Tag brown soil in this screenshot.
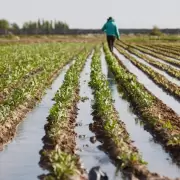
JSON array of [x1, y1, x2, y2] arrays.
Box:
[[0, 67, 44, 104], [39, 53, 91, 179], [131, 45, 180, 68], [115, 45, 180, 101], [0, 36, 103, 45], [90, 111, 178, 180], [39, 89, 87, 180], [112, 51, 180, 165], [0, 61, 71, 150], [151, 100, 180, 131]]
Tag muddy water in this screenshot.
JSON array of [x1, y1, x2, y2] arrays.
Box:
[[101, 52, 180, 178], [75, 52, 123, 180], [0, 63, 72, 180], [114, 48, 180, 116], [127, 50, 180, 86]]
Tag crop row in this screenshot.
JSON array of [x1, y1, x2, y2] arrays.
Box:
[[0, 45, 83, 123], [39, 47, 92, 180], [104, 44, 180, 164], [137, 44, 180, 61], [88, 46, 171, 179], [0, 43, 80, 91], [117, 42, 180, 80], [115, 44, 180, 100], [155, 44, 180, 51], [164, 44, 180, 51], [121, 41, 180, 68], [146, 44, 180, 57], [134, 45, 180, 67], [0, 43, 80, 103], [0, 44, 87, 148], [0, 44, 83, 104]]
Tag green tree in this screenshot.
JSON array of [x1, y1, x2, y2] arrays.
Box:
[[11, 23, 20, 34], [0, 19, 10, 34], [21, 19, 69, 34], [54, 21, 69, 33], [150, 26, 162, 36], [22, 21, 38, 34]]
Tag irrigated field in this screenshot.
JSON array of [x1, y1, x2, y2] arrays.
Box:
[[0, 37, 180, 180]]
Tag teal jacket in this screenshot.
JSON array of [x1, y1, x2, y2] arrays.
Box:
[[102, 19, 120, 39]]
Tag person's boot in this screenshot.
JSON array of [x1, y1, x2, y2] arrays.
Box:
[[88, 166, 108, 180]]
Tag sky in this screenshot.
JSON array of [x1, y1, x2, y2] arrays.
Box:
[[0, 0, 180, 29]]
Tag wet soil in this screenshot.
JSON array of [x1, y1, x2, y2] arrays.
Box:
[[114, 48, 180, 116], [75, 52, 123, 180], [127, 50, 180, 86], [115, 46, 180, 101], [0, 63, 72, 180], [101, 51, 180, 178], [112, 49, 180, 165]]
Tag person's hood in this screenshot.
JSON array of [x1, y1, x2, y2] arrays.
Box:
[[108, 19, 114, 22]]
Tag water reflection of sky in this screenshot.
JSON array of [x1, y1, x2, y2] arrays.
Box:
[[114, 48, 180, 116], [75, 52, 123, 180], [101, 49, 180, 178], [0, 64, 71, 180]]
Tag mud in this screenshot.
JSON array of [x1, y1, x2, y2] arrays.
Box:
[[75, 51, 123, 180], [0, 60, 73, 150], [134, 45, 180, 69], [126, 48, 180, 85], [111, 49, 180, 165], [101, 51, 180, 178], [114, 48, 180, 115], [91, 110, 179, 180], [115, 46, 180, 101], [39, 91, 82, 171], [39, 52, 93, 179]]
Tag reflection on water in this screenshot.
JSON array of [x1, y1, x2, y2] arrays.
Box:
[[107, 68, 115, 93], [0, 64, 71, 180], [145, 53, 180, 71], [114, 48, 180, 116], [101, 50, 180, 178], [75, 52, 123, 180], [129, 50, 180, 86]]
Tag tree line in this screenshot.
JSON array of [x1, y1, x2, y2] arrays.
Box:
[[0, 19, 69, 35], [0, 19, 179, 36]]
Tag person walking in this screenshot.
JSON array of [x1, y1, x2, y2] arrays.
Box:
[[102, 17, 120, 52]]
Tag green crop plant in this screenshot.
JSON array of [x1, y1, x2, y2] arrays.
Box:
[[39, 45, 93, 179], [0, 43, 85, 123], [162, 120, 173, 131], [104, 42, 180, 153], [115, 45, 180, 100], [168, 135, 180, 146], [49, 149, 79, 179], [89, 46, 146, 171]]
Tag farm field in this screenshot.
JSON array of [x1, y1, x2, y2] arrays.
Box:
[[0, 36, 180, 180]]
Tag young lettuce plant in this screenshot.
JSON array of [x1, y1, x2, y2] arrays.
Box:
[[90, 46, 146, 171]]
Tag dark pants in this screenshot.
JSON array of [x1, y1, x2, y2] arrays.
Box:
[[107, 35, 115, 52]]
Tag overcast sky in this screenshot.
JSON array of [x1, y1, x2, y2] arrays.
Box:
[[0, 0, 179, 29]]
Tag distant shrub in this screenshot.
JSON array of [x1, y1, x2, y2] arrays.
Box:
[[150, 26, 163, 36]]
